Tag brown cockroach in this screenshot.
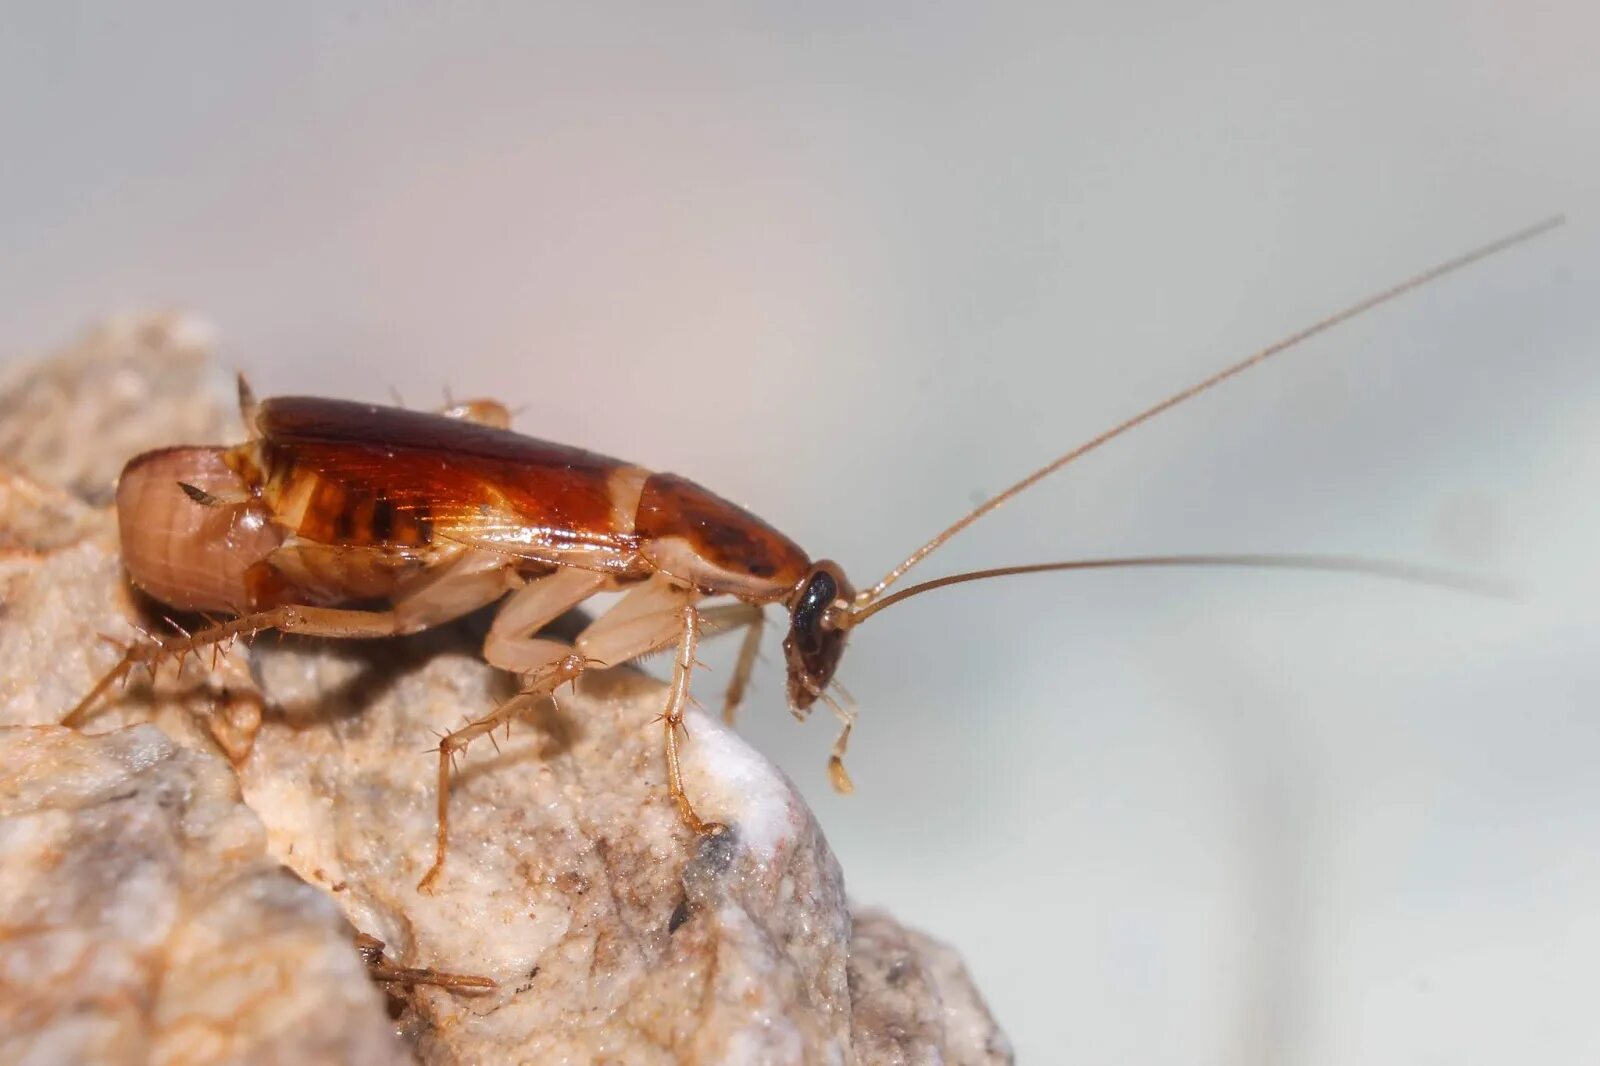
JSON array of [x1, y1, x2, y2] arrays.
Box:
[[65, 217, 1560, 895]]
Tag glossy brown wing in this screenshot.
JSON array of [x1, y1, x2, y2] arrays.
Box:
[[258, 397, 624, 470], [241, 397, 649, 572]]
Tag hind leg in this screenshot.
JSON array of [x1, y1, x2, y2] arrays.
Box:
[[66, 550, 518, 730], [64, 604, 408, 727], [355, 933, 495, 992]]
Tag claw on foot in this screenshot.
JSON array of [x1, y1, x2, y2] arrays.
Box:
[[828, 755, 855, 795]]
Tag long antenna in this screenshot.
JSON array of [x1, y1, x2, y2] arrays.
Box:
[[849, 553, 1510, 627], [859, 216, 1564, 604]]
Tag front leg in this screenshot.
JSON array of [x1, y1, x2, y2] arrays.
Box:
[[659, 604, 719, 834], [573, 578, 724, 837]]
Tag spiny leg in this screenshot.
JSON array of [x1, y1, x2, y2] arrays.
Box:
[[64, 604, 403, 728], [417, 651, 589, 895], [409, 567, 611, 894], [570, 577, 726, 837], [658, 604, 722, 835], [69, 549, 517, 731], [355, 933, 495, 992], [454, 575, 732, 851]]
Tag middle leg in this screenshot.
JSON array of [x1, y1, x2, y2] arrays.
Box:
[[417, 648, 591, 893], [420, 574, 728, 891], [416, 567, 609, 893], [658, 604, 716, 833]]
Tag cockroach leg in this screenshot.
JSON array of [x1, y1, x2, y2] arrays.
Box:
[[821, 689, 857, 795], [423, 576, 726, 892], [389, 548, 525, 633], [67, 555, 516, 731], [659, 604, 723, 835], [568, 577, 725, 836], [66, 642, 152, 725], [698, 603, 764, 727], [420, 566, 613, 893], [64, 604, 403, 728], [419, 652, 589, 895], [482, 568, 609, 674], [354, 933, 495, 992]]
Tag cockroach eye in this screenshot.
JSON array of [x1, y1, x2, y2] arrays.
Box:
[[784, 562, 853, 712], [792, 571, 836, 650]]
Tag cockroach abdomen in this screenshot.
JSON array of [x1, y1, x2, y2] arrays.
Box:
[[117, 447, 285, 613]]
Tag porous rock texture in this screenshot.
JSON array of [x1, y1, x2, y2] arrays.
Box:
[[0, 316, 1013, 1065]]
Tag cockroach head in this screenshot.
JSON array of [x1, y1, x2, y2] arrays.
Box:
[[783, 560, 856, 714]]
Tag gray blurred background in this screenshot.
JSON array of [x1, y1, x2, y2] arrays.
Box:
[[3, 2, 1597, 1061]]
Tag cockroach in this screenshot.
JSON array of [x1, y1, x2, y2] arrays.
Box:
[[65, 217, 1560, 895]]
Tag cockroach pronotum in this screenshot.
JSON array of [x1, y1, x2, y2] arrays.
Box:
[[65, 217, 1561, 895]]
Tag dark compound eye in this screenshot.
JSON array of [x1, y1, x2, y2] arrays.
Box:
[[784, 562, 854, 712], [791, 570, 838, 653]]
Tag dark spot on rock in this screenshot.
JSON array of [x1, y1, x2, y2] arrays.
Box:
[[691, 824, 739, 876], [668, 899, 691, 934]]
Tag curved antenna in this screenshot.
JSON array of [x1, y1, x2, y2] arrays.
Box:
[[849, 553, 1511, 627], [860, 216, 1564, 604]]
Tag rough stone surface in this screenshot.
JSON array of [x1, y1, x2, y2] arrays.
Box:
[[0, 317, 1013, 1064], [0, 725, 406, 1065], [848, 911, 1014, 1065], [0, 315, 230, 506]]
